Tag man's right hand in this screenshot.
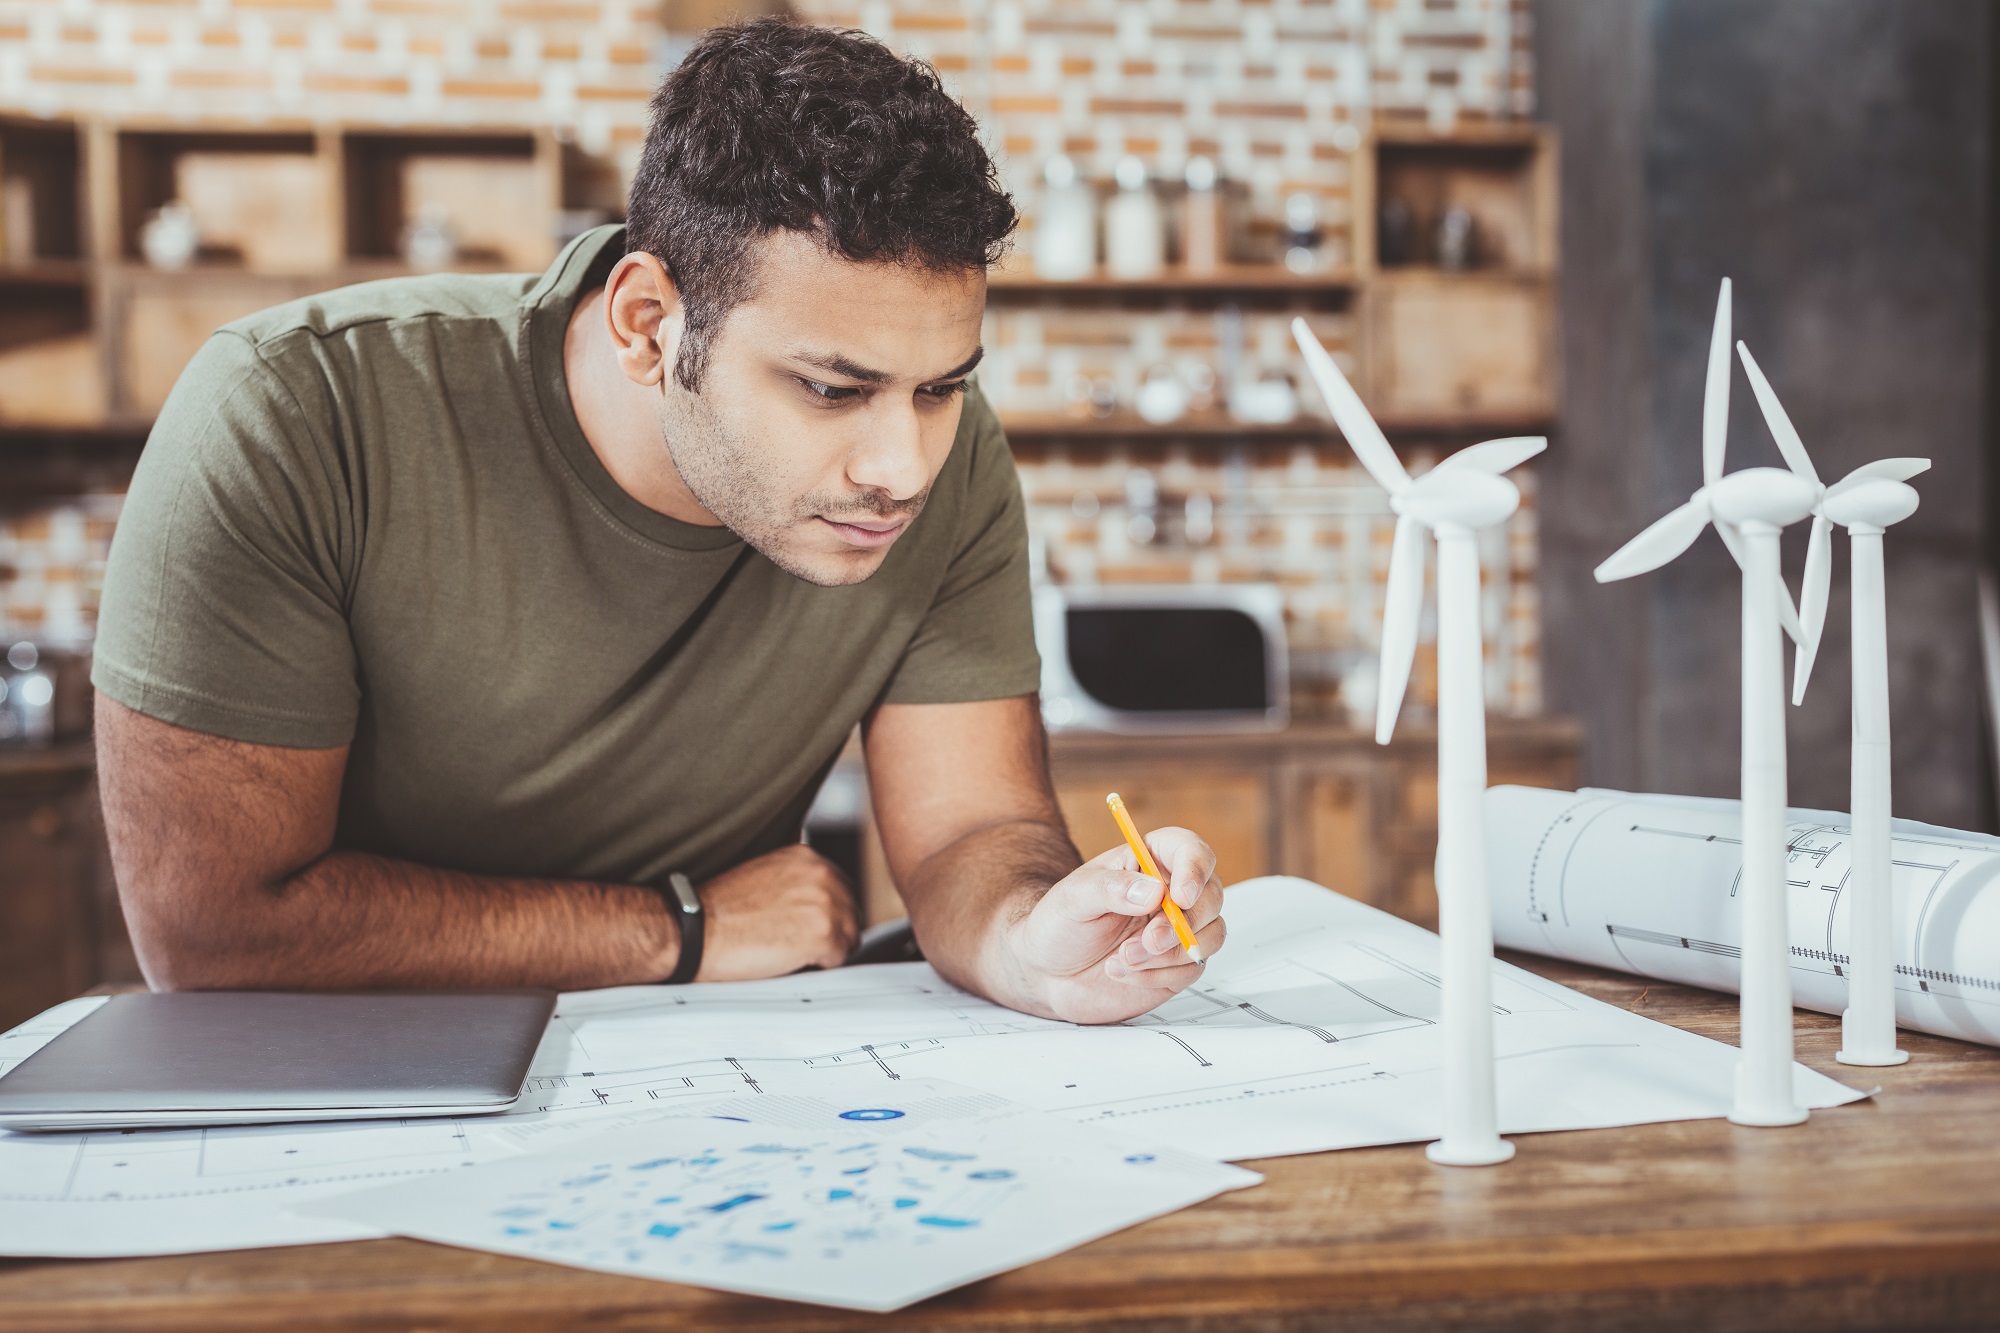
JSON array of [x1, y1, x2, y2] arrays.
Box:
[[694, 844, 860, 982]]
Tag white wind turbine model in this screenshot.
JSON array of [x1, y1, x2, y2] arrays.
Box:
[[1735, 342, 1929, 1068], [1595, 279, 1817, 1127], [1291, 316, 1545, 1167]]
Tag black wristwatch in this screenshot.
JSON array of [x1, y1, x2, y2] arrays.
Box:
[[660, 872, 705, 985]]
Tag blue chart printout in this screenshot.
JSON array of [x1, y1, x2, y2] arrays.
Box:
[[299, 1080, 1259, 1312]]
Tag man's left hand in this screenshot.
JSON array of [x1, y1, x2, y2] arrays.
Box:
[[1002, 825, 1225, 1025]]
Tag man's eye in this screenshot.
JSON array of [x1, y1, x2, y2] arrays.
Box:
[[801, 379, 863, 402], [921, 380, 969, 400]]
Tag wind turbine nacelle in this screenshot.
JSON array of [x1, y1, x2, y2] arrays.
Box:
[[1824, 478, 1920, 530], [1393, 470, 1520, 531], [1707, 467, 1816, 529]]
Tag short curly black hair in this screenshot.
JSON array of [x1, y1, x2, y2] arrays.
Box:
[[626, 18, 1018, 391]]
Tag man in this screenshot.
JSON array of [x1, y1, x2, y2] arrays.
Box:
[[91, 19, 1225, 1025]]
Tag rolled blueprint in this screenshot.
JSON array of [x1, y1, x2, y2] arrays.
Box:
[[1486, 786, 2000, 1049]]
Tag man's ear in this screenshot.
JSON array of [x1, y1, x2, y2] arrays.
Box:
[[603, 252, 683, 388]]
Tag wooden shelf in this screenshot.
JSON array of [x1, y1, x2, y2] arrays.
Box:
[[1372, 119, 1549, 148], [1002, 412, 1332, 440], [101, 258, 523, 286], [0, 260, 89, 289], [0, 740, 95, 792], [1372, 131, 1557, 276], [999, 410, 1555, 443], [1370, 265, 1552, 285], [988, 263, 1357, 298], [343, 129, 556, 270]]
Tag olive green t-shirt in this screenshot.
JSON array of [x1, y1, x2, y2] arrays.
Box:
[[93, 225, 1040, 886]]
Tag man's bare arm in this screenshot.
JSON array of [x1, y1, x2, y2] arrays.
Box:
[[97, 697, 856, 991], [865, 696, 1225, 1023]]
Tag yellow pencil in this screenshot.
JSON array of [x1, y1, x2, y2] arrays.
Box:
[[1105, 793, 1203, 963]]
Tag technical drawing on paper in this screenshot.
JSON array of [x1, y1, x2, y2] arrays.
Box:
[[0, 877, 1865, 1259], [1488, 785, 2000, 1047], [479, 879, 1857, 1164]]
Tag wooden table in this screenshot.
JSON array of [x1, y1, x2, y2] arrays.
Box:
[[5, 955, 1998, 1333]]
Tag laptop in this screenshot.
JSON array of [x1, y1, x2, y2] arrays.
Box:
[[0, 990, 556, 1132]]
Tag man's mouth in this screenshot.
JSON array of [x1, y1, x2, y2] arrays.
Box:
[[817, 515, 910, 549]]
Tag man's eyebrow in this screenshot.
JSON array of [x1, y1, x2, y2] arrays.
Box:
[[936, 346, 985, 381], [788, 345, 985, 385]]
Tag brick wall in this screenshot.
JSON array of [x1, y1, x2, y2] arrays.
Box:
[[0, 0, 661, 179], [2, 0, 1531, 244], [0, 0, 1541, 720], [802, 0, 1533, 270]]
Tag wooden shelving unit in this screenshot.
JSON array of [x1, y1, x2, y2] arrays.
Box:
[[1363, 124, 1559, 429], [984, 124, 1558, 446], [0, 118, 594, 434], [0, 117, 1558, 447]]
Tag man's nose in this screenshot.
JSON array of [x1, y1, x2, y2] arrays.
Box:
[[845, 397, 932, 501]]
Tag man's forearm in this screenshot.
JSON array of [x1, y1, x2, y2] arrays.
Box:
[[96, 697, 681, 992], [132, 850, 677, 992], [900, 817, 1081, 1016]]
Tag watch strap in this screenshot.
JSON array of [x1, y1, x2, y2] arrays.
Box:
[[662, 872, 705, 985]]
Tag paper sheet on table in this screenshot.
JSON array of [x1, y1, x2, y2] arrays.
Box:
[[0, 877, 1863, 1258], [494, 877, 1862, 1164], [297, 1078, 1259, 1312], [1486, 785, 2000, 1048]]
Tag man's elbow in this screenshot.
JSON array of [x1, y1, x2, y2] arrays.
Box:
[[121, 884, 269, 992], [131, 928, 246, 992]]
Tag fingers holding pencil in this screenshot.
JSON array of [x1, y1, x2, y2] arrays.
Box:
[[1133, 824, 1221, 918], [1105, 796, 1224, 967], [1106, 912, 1227, 982]]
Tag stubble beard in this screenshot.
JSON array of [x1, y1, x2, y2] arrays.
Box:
[[657, 383, 930, 588]]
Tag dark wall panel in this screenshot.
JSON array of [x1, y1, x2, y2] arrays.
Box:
[[1533, 0, 1657, 793], [1536, 0, 1989, 828]]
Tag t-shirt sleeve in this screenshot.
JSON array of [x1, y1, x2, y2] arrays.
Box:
[[91, 330, 361, 748], [877, 384, 1042, 706]]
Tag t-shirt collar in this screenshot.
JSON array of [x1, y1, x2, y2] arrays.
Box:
[[523, 224, 746, 554]]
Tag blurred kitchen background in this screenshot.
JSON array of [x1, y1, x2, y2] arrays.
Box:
[[0, 0, 1990, 1028]]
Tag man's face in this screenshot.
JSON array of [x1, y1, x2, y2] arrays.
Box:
[[657, 231, 987, 587]]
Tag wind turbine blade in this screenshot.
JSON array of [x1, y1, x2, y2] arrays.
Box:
[[1775, 563, 1805, 643], [1791, 513, 1832, 705], [1827, 456, 1931, 496], [1735, 341, 1821, 487], [1715, 517, 1749, 571], [1291, 317, 1409, 495], [1376, 514, 1424, 744], [1431, 436, 1548, 477], [1593, 500, 1710, 583], [1719, 518, 1807, 641], [1703, 278, 1732, 487]]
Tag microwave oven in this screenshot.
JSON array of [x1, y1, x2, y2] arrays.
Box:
[[1034, 583, 1289, 734]]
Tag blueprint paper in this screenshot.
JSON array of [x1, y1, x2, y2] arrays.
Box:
[[0, 877, 1862, 1258], [466, 877, 1862, 1162], [1487, 785, 2000, 1048], [299, 1080, 1259, 1311]]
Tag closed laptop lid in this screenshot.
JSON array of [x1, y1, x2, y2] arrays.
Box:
[[0, 990, 556, 1114]]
